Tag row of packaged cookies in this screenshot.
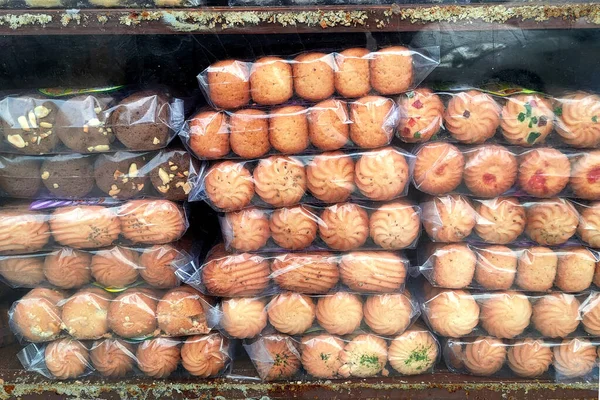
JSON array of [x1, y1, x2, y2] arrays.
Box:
[[420, 284, 600, 339], [18, 334, 230, 381], [243, 327, 439, 381], [184, 97, 398, 160], [0, 244, 191, 290], [198, 47, 439, 109], [199, 148, 412, 211], [10, 285, 216, 343], [413, 143, 600, 199], [421, 195, 600, 248], [187, 245, 409, 297], [0, 89, 182, 155], [418, 243, 600, 293], [220, 201, 421, 252], [0, 150, 196, 200], [444, 336, 599, 381], [0, 199, 187, 254], [397, 89, 600, 149]]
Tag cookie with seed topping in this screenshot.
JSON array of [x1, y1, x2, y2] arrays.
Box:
[[94, 152, 149, 199]]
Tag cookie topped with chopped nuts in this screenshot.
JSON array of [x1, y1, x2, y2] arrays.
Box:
[[54, 95, 114, 153], [149, 150, 194, 201], [40, 155, 95, 198], [94, 152, 149, 200], [0, 96, 60, 154]]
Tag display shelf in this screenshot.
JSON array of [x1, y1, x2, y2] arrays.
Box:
[[0, 2, 600, 35]]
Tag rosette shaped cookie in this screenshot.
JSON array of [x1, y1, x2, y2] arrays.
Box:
[[223, 208, 270, 252], [398, 88, 444, 143], [463, 145, 517, 198], [0, 208, 49, 253], [45, 339, 89, 380], [306, 152, 355, 203], [555, 91, 600, 148], [462, 337, 506, 376], [319, 203, 369, 251], [422, 195, 476, 243], [413, 143, 464, 195], [316, 292, 363, 335], [136, 338, 180, 378], [369, 201, 420, 249], [253, 334, 301, 381], [424, 289, 480, 338], [479, 291, 532, 339], [553, 338, 597, 378], [507, 339, 552, 378], [181, 334, 229, 377], [388, 328, 438, 375], [204, 161, 254, 211], [220, 297, 267, 339], [444, 90, 501, 144], [363, 293, 415, 336], [43, 248, 92, 289], [354, 147, 409, 201], [338, 334, 388, 378], [532, 293, 580, 338], [90, 339, 135, 378], [525, 198, 578, 246], [268, 292, 315, 335], [500, 94, 554, 146], [301, 334, 344, 379], [269, 206, 317, 250], [253, 156, 306, 207], [578, 201, 600, 248], [518, 148, 570, 198]]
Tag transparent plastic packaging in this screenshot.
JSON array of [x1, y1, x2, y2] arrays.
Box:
[[417, 242, 600, 293], [0, 243, 193, 290], [412, 143, 600, 199], [0, 199, 188, 255], [443, 336, 599, 382], [193, 147, 413, 210], [214, 290, 419, 339], [419, 283, 600, 339], [219, 201, 421, 252], [183, 244, 410, 297], [17, 332, 230, 380], [197, 47, 440, 109], [243, 323, 440, 381], [9, 284, 218, 343], [181, 97, 400, 160], [0, 87, 184, 154], [0, 149, 197, 201]]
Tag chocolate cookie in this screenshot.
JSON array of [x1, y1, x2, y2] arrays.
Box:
[[94, 152, 149, 199], [149, 150, 193, 201], [110, 91, 171, 151], [0, 155, 42, 198], [40, 155, 95, 198], [0, 96, 60, 154], [55, 95, 114, 153]]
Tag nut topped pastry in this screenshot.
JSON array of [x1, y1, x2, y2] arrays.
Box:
[[306, 152, 355, 203], [204, 161, 255, 211], [61, 288, 112, 340], [107, 288, 158, 339], [354, 147, 409, 201], [40, 155, 95, 198], [413, 142, 464, 195], [500, 94, 554, 146], [253, 156, 306, 207], [517, 148, 570, 198], [398, 89, 444, 143], [444, 90, 501, 144], [149, 151, 193, 201], [156, 286, 210, 337], [12, 287, 65, 342], [94, 153, 148, 199], [555, 91, 600, 148]]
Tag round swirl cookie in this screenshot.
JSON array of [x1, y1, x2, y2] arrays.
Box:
[[253, 334, 301, 381], [135, 338, 180, 378], [44, 339, 89, 380], [388, 328, 439, 375], [204, 161, 255, 211], [306, 152, 354, 203], [398, 88, 444, 143], [0, 256, 45, 287], [517, 148, 570, 198], [524, 198, 579, 246], [463, 145, 517, 198], [220, 297, 267, 339], [474, 197, 526, 244], [90, 339, 135, 378], [319, 203, 369, 251], [369, 200, 421, 249], [316, 292, 363, 335], [267, 292, 315, 335], [181, 334, 229, 378], [500, 94, 554, 146], [338, 334, 388, 378], [253, 156, 306, 207], [269, 206, 317, 250], [531, 293, 580, 338], [507, 339, 552, 378], [553, 338, 597, 378], [354, 147, 409, 201], [424, 289, 479, 338], [413, 142, 464, 195], [363, 293, 414, 336], [444, 90, 501, 144], [223, 208, 270, 252], [578, 201, 600, 247], [555, 91, 600, 148], [479, 291, 532, 339], [461, 337, 506, 376], [422, 195, 476, 243]]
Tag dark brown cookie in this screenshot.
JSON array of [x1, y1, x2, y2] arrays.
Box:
[[94, 152, 149, 199], [110, 91, 171, 151], [40, 155, 95, 198], [149, 150, 193, 201], [55, 95, 114, 153], [0, 155, 42, 198], [0, 96, 60, 154]]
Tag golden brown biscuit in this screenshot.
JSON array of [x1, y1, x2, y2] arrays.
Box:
[[413, 142, 464, 195], [119, 200, 186, 245], [370, 201, 421, 249], [307, 152, 355, 203], [206, 59, 250, 109], [188, 110, 230, 160], [462, 337, 506, 376], [422, 195, 476, 242], [204, 161, 255, 211], [42, 249, 91, 289], [444, 90, 501, 144], [316, 292, 363, 335], [61, 288, 112, 340], [398, 88, 444, 142], [532, 293, 580, 338], [319, 203, 369, 251], [181, 334, 229, 378], [555, 91, 600, 148], [157, 287, 210, 336], [229, 109, 270, 159], [223, 208, 270, 252], [136, 338, 180, 378], [388, 328, 439, 375], [570, 150, 600, 200], [518, 148, 570, 198], [474, 245, 517, 290], [269, 206, 317, 250], [354, 147, 409, 201], [269, 106, 309, 155], [474, 197, 525, 244], [424, 289, 479, 338], [516, 246, 557, 291], [267, 292, 315, 335], [90, 339, 135, 378], [338, 334, 388, 378], [578, 201, 600, 247], [334, 48, 371, 98], [507, 339, 552, 378], [90, 246, 139, 288], [253, 334, 301, 381], [581, 292, 600, 335], [553, 339, 597, 378], [0, 208, 49, 254], [220, 297, 267, 339], [249, 57, 293, 105], [432, 243, 476, 289], [45, 339, 89, 380], [0, 256, 45, 287], [50, 206, 119, 249], [525, 198, 579, 246], [369, 46, 413, 95], [202, 252, 269, 297], [363, 293, 414, 336], [293, 52, 335, 102], [307, 99, 349, 151], [107, 289, 158, 339], [479, 291, 532, 339], [12, 287, 64, 342], [555, 247, 595, 292], [464, 145, 517, 197], [253, 156, 306, 207], [339, 251, 407, 293], [500, 94, 554, 146], [271, 253, 339, 294], [301, 334, 344, 379], [349, 96, 397, 149], [138, 245, 182, 289]]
